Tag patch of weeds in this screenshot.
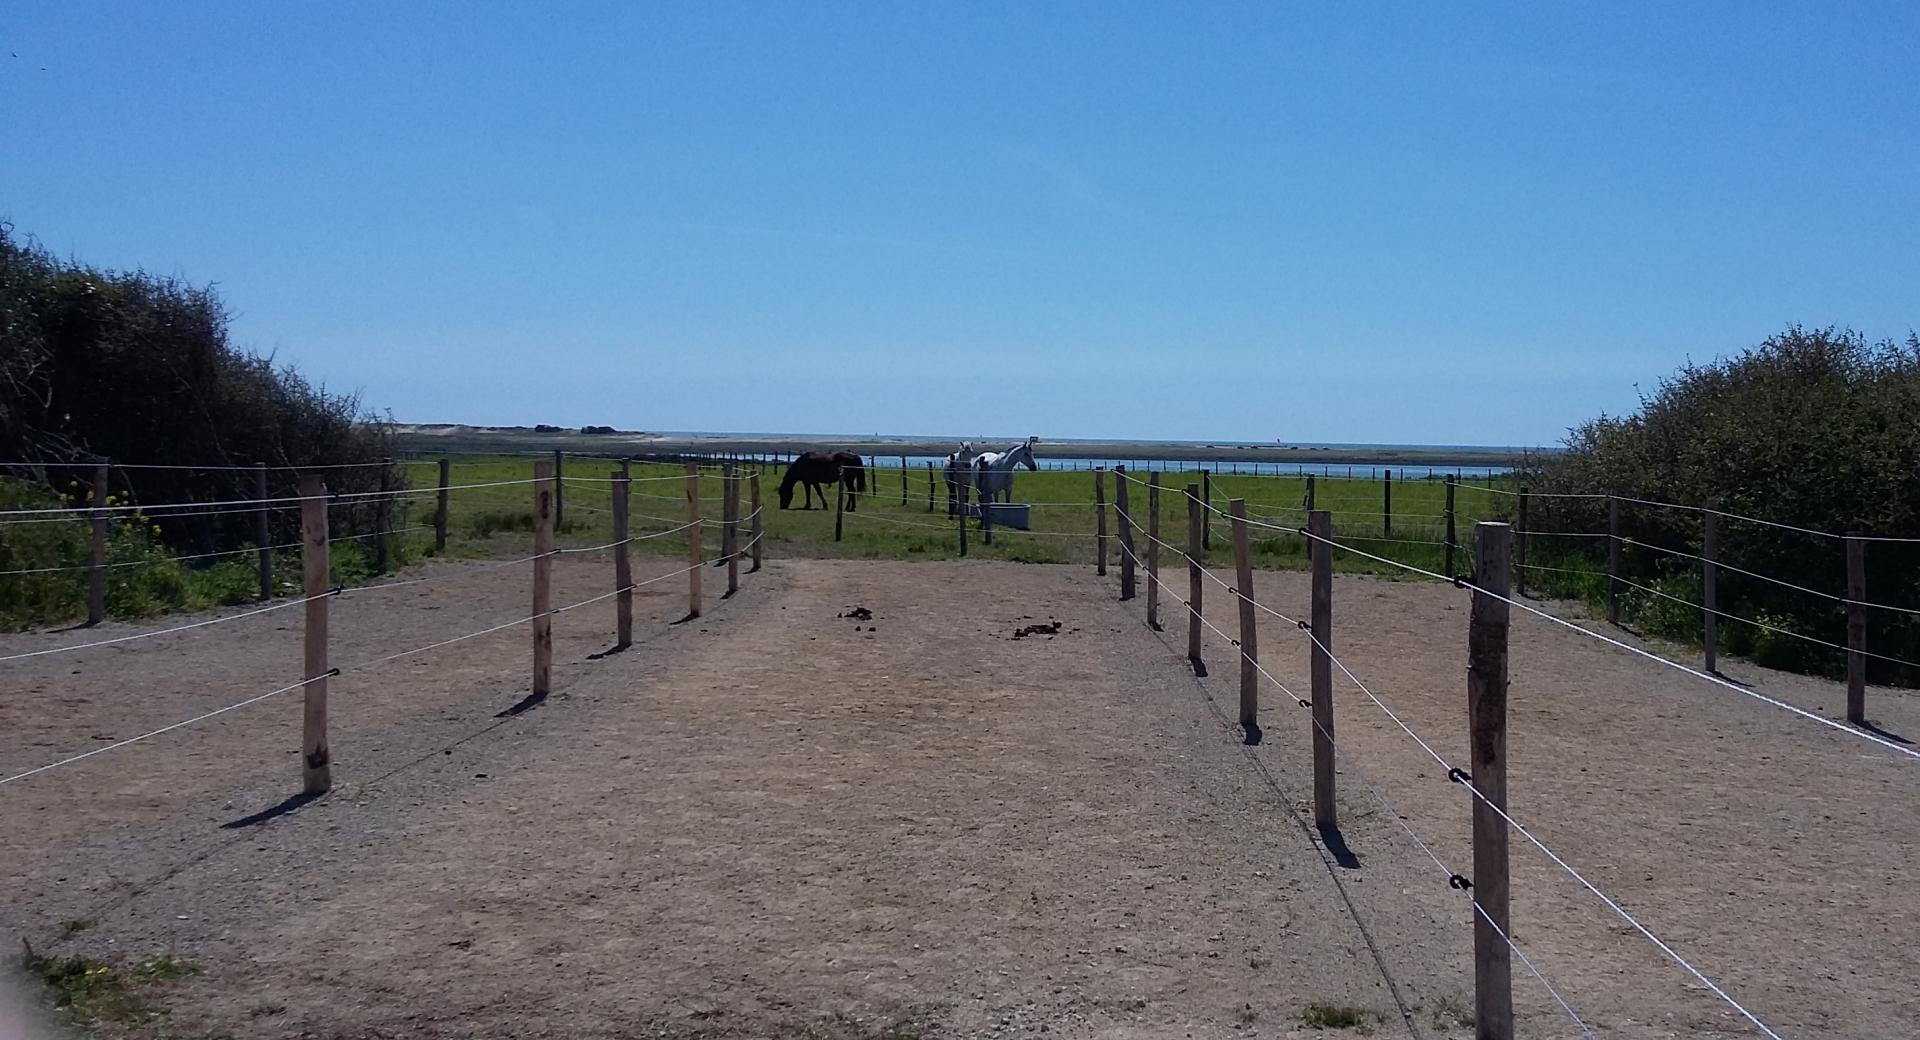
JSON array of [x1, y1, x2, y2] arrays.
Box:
[[59, 917, 96, 937], [22, 941, 202, 1029], [1301, 1003, 1376, 1033], [133, 954, 201, 981], [1430, 995, 1473, 1030], [21, 942, 132, 1019]]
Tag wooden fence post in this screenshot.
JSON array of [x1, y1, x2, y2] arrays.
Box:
[[724, 464, 740, 597], [749, 472, 764, 573], [1383, 469, 1393, 537], [553, 449, 565, 530], [926, 461, 936, 512], [1606, 495, 1621, 625], [255, 463, 273, 599], [1187, 484, 1203, 669], [1515, 488, 1529, 598], [1702, 511, 1718, 673], [957, 478, 968, 557], [1201, 469, 1213, 551], [1304, 473, 1316, 513], [1309, 508, 1335, 826], [612, 469, 633, 648], [686, 464, 703, 617], [982, 480, 994, 545], [834, 467, 845, 542], [1094, 468, 1108, 576], [1230, 499, 1257, 737], [434, 458, 450, 554], [1146, 473, 1162, 630], [1467, 521, 1514, 1040], [374, 457, 392, 575], [87, 463, 108, 626], [532, 462, 554, 698], [1847, 534, 1866, 724], [1443, 479, 1459, 583], [900, 456, 908, 506], [299, 476, 332, 795], [1115, 467, 1135, 600]]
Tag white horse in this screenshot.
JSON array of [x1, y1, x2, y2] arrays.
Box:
[[942, 441, 979, 517], [973, 437, 1039, 505]]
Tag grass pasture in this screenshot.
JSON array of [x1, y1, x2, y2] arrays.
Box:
[[400, 454, 1529, 581]]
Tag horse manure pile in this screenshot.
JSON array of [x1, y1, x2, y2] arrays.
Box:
[[839, 606, 878, 632], [1012, 620, 1063, 639]]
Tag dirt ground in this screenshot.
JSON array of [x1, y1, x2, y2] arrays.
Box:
[[0, 554, 1914, 1039]]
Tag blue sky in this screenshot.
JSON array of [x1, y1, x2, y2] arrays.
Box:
[[3, 2, 1915, 447]]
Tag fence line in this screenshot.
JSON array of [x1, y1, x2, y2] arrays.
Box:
[[1298, 527, 1920, 765], [1114, 534, 1600, 1039], [1120, 508, 1790, 1037]]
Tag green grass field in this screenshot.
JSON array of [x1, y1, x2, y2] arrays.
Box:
[[393, 455, 1529, 583], [6, 456, 1614, 629]]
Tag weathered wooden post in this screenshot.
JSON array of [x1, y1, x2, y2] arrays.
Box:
[[1515, 487, 1529, 598], [1230, 499, 1257, 736], [982, 480, 994, 545], [1187, 484, 1204, 669], [1444, 474, 1457, 579], [724, 464, 740, 597], [834, 468, 845, 542], [255, 463, 273, 599], [1606, 495, 1621, 625], [957, 478, 969, 557], [926, 461, 936, 512], [900, 456, 908, 506], [685, 464, 702, 618], [434, 458, 451, 554], [532, 462, 554, 698], [553, 449, 565, 530], [749, 472, 764, 573], [299, 476, 332, 795], [374, 457, 392, 575], [87, 463, 108, 625], [1847, 534, 1867, 724], [1304, 473, 1316, 513], [1094, 468, 1108, 576], [1146, 473, 1162, 630], [612, 469, 633, 649], [1201, 468, 1213, 551], [1115, 467, 1135, 600], [1467, 521, 1514, 1040], [1383, 469, 1393, 537], [1702, 511, 1718, 672], [1309, 508, 1335, 826]]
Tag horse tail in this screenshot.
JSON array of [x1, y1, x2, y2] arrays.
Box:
[[856, 461, 867, 493]]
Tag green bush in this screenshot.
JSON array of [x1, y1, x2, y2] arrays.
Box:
[[1521, 326, 1920, 683], [1, 221, 397, 562]]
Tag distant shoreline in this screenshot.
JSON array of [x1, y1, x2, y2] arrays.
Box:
[[392, 424, 1534, 467]]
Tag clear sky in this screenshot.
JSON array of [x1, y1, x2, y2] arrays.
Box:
[[3, 3, 1915, 448]]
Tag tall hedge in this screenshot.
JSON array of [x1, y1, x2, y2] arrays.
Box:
[[0, 222, 394, 553], [1519, 326, 1920, 681]]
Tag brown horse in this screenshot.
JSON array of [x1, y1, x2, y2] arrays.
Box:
[[778, 451, 867, 510]]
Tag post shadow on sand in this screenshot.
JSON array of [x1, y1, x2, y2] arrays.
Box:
[[221, 790, 322, 830], [1857, 718, 1914, 745], [1317, 821, 1362, 870], [495, 690, 547, 718]]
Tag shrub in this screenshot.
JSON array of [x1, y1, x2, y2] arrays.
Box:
[[1520, 326, 1920, 683]]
